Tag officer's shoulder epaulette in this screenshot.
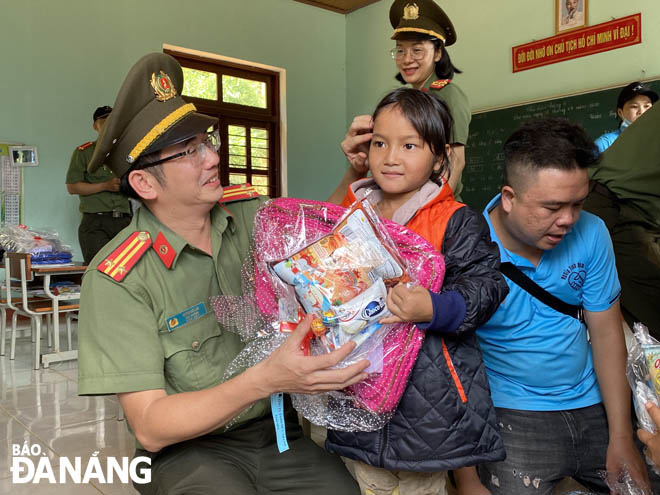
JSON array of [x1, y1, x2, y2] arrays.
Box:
[[77, 141, 94, 151], [219, 183, 260, 204], [429, 79, 452, 90], [97, 231, 151, 282]]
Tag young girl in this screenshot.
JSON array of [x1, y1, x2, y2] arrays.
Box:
[[325, 88, 507, 495]]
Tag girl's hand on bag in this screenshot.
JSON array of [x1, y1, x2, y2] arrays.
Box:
[[380, 283, 433, 324]]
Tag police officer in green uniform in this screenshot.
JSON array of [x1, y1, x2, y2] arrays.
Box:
[[584, 103, 660, 338], [66, 106, 132, 264], [329, 0, 471, 204], [77, 53, 367, 495]]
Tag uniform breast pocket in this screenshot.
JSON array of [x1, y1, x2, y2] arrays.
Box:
[[159, 312, 233, 393]]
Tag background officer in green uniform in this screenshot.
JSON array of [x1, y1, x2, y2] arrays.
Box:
[[329, 0, 471, 204], [77, 52, 367, 495], [65, 105, 132, 264], [584, 103, 660, 338]]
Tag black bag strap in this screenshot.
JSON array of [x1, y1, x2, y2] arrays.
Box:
[[500, 262, 585, 323]]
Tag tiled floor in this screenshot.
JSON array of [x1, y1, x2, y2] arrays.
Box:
[[0, 325, 138, 494], [0, 324, 592, 495]]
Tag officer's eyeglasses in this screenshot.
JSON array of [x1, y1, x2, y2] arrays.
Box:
[[145, 129, 221, 168], [390, 45, 432, 61], [390, 37, 439, 60]]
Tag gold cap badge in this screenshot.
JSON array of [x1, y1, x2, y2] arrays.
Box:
[[403, 3, 419, 20], [150, 71, 177, 102]]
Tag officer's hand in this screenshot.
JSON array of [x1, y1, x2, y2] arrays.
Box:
[[379, 283, 433, 324], [255, 314, 369, 396], [341, 115, 373, 176], [105, 178, 121, 192], [638, 402, 660, 468]]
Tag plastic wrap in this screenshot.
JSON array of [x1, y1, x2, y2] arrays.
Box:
[[212, 196, 445, 431], [0, 225, 73, 264], [626, 322, 660, 477], [627, 323, 660, 433], [600, 468, 652, 495]]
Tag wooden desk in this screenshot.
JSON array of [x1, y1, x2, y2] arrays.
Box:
[[5, 255, 87, 368], [31, 263, 87, 368]]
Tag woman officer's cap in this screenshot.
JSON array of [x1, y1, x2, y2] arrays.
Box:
[[88, 52, 218, 177], [389, 0, 456, 46]]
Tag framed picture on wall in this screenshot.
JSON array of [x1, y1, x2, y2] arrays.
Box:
[[556, 0, 588, 33]]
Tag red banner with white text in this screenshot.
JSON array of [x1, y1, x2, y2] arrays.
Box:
[[512, 14, 641, 73]]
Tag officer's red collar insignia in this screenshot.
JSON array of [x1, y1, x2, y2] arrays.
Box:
[[429, 79, 451, 90], [219, 183, 259, 204], [97, 231, 151, 282], [153, 232, 176, 269], [77, 141, 93, 151]]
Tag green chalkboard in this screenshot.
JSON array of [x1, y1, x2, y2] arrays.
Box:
[[462, 79, 660, 211]]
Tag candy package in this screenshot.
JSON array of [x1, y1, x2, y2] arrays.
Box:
[[268, 201, 409, 353], [212, 196, 445, 431], [627, 323, 660, 433], [626, 322, 660, 476]]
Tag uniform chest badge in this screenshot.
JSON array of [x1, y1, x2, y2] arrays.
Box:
[[166, 302, 207, 332]]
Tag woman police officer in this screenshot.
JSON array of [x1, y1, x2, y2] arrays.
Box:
[[329, 0, 472, 204]]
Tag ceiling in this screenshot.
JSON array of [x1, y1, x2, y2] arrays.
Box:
[[292, 0, 381, 14]]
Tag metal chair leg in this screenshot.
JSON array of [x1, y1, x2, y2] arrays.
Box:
[[10, 311, 19, 360], [33, 317, 41, 370], [0, 307, 6, 356], [46, 314, 52, 348], [66, 313, 74, 351]]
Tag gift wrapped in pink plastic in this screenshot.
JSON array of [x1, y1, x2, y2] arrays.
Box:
[[212, 196, 445, 431]]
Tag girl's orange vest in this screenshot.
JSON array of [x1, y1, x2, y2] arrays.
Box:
[[341, 184, 465, 252]]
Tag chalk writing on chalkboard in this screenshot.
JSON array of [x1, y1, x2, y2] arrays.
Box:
[[462, 79, 660, 211]]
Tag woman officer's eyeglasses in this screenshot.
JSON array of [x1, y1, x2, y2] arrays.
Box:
[[390, 39, 439, 60], [145, 129, 221, 168]]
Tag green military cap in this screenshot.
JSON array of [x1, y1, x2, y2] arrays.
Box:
[[88, 52, 218, 177], [389, 0, 456, 46]]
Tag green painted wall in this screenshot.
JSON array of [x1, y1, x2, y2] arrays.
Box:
[[346, 0, 660, 115], [0, 0, 346, 260], [3, 0, 659, 261]]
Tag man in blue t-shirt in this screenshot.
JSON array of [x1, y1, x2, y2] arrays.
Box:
[[476, 118, 650, 495]]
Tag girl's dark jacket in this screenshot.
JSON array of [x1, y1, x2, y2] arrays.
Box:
[[327, 183, 509, 471]]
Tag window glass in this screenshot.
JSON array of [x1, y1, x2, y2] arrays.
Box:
[[252, 175, 269, 196], [229, 173, 246, 185], [222, 75, 267, 108], [251, 128, 269, 170], [182, 68, 218, 100]]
